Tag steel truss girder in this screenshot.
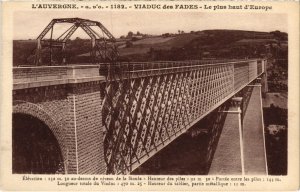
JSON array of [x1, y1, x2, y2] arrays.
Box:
[[37, 18, 115, 41], [102, 59, 266, 174]]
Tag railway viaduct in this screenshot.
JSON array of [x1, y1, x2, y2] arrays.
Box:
[[12, 18, 268, 175], [13, 59, 268, 175]]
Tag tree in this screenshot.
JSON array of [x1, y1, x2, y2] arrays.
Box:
[[162, 33, 170, 37], [270, 30, 288, 41], [127, 31, 133, 38]]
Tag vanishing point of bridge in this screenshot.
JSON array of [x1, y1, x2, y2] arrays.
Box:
[[12, 18, 268, 175]]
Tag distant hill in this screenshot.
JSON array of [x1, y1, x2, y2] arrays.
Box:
[[13, 29, 287, 65], [117, 30, 287, 61], [13, 40, 37, 65]]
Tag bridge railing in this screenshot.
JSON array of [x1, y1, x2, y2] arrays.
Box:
[[100, 59, 264, 78], [13, 65, 102, 89], [102, 58, 266, 174]]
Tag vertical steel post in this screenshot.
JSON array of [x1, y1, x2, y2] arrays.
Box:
[[49, 26, 54, 66]]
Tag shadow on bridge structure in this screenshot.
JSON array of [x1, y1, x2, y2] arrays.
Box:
[[12, 18, 269, 175]]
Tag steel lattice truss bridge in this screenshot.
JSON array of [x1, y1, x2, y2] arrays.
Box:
[[14, 18, 268, 175], [101, 59, 266, 174]]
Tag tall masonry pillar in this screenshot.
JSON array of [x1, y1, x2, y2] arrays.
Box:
[[209, 97, 244, 175]]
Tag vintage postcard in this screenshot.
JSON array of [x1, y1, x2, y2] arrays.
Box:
[[0, 0, 299, 191]]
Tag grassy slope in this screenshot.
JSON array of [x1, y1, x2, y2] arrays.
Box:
[[118, 30, 286, 59], [13, 29, 288, 65]]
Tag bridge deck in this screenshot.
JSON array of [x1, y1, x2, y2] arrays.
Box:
[[243, 85, 268, 175]]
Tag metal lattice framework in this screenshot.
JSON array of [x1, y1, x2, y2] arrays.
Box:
[[102, 59, 266, 174], [35, 18, 118, 65]]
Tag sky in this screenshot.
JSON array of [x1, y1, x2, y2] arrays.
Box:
[[13, 11, 288, 40]]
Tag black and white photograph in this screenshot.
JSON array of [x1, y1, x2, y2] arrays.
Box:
[[1, 1, 299, 191]]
